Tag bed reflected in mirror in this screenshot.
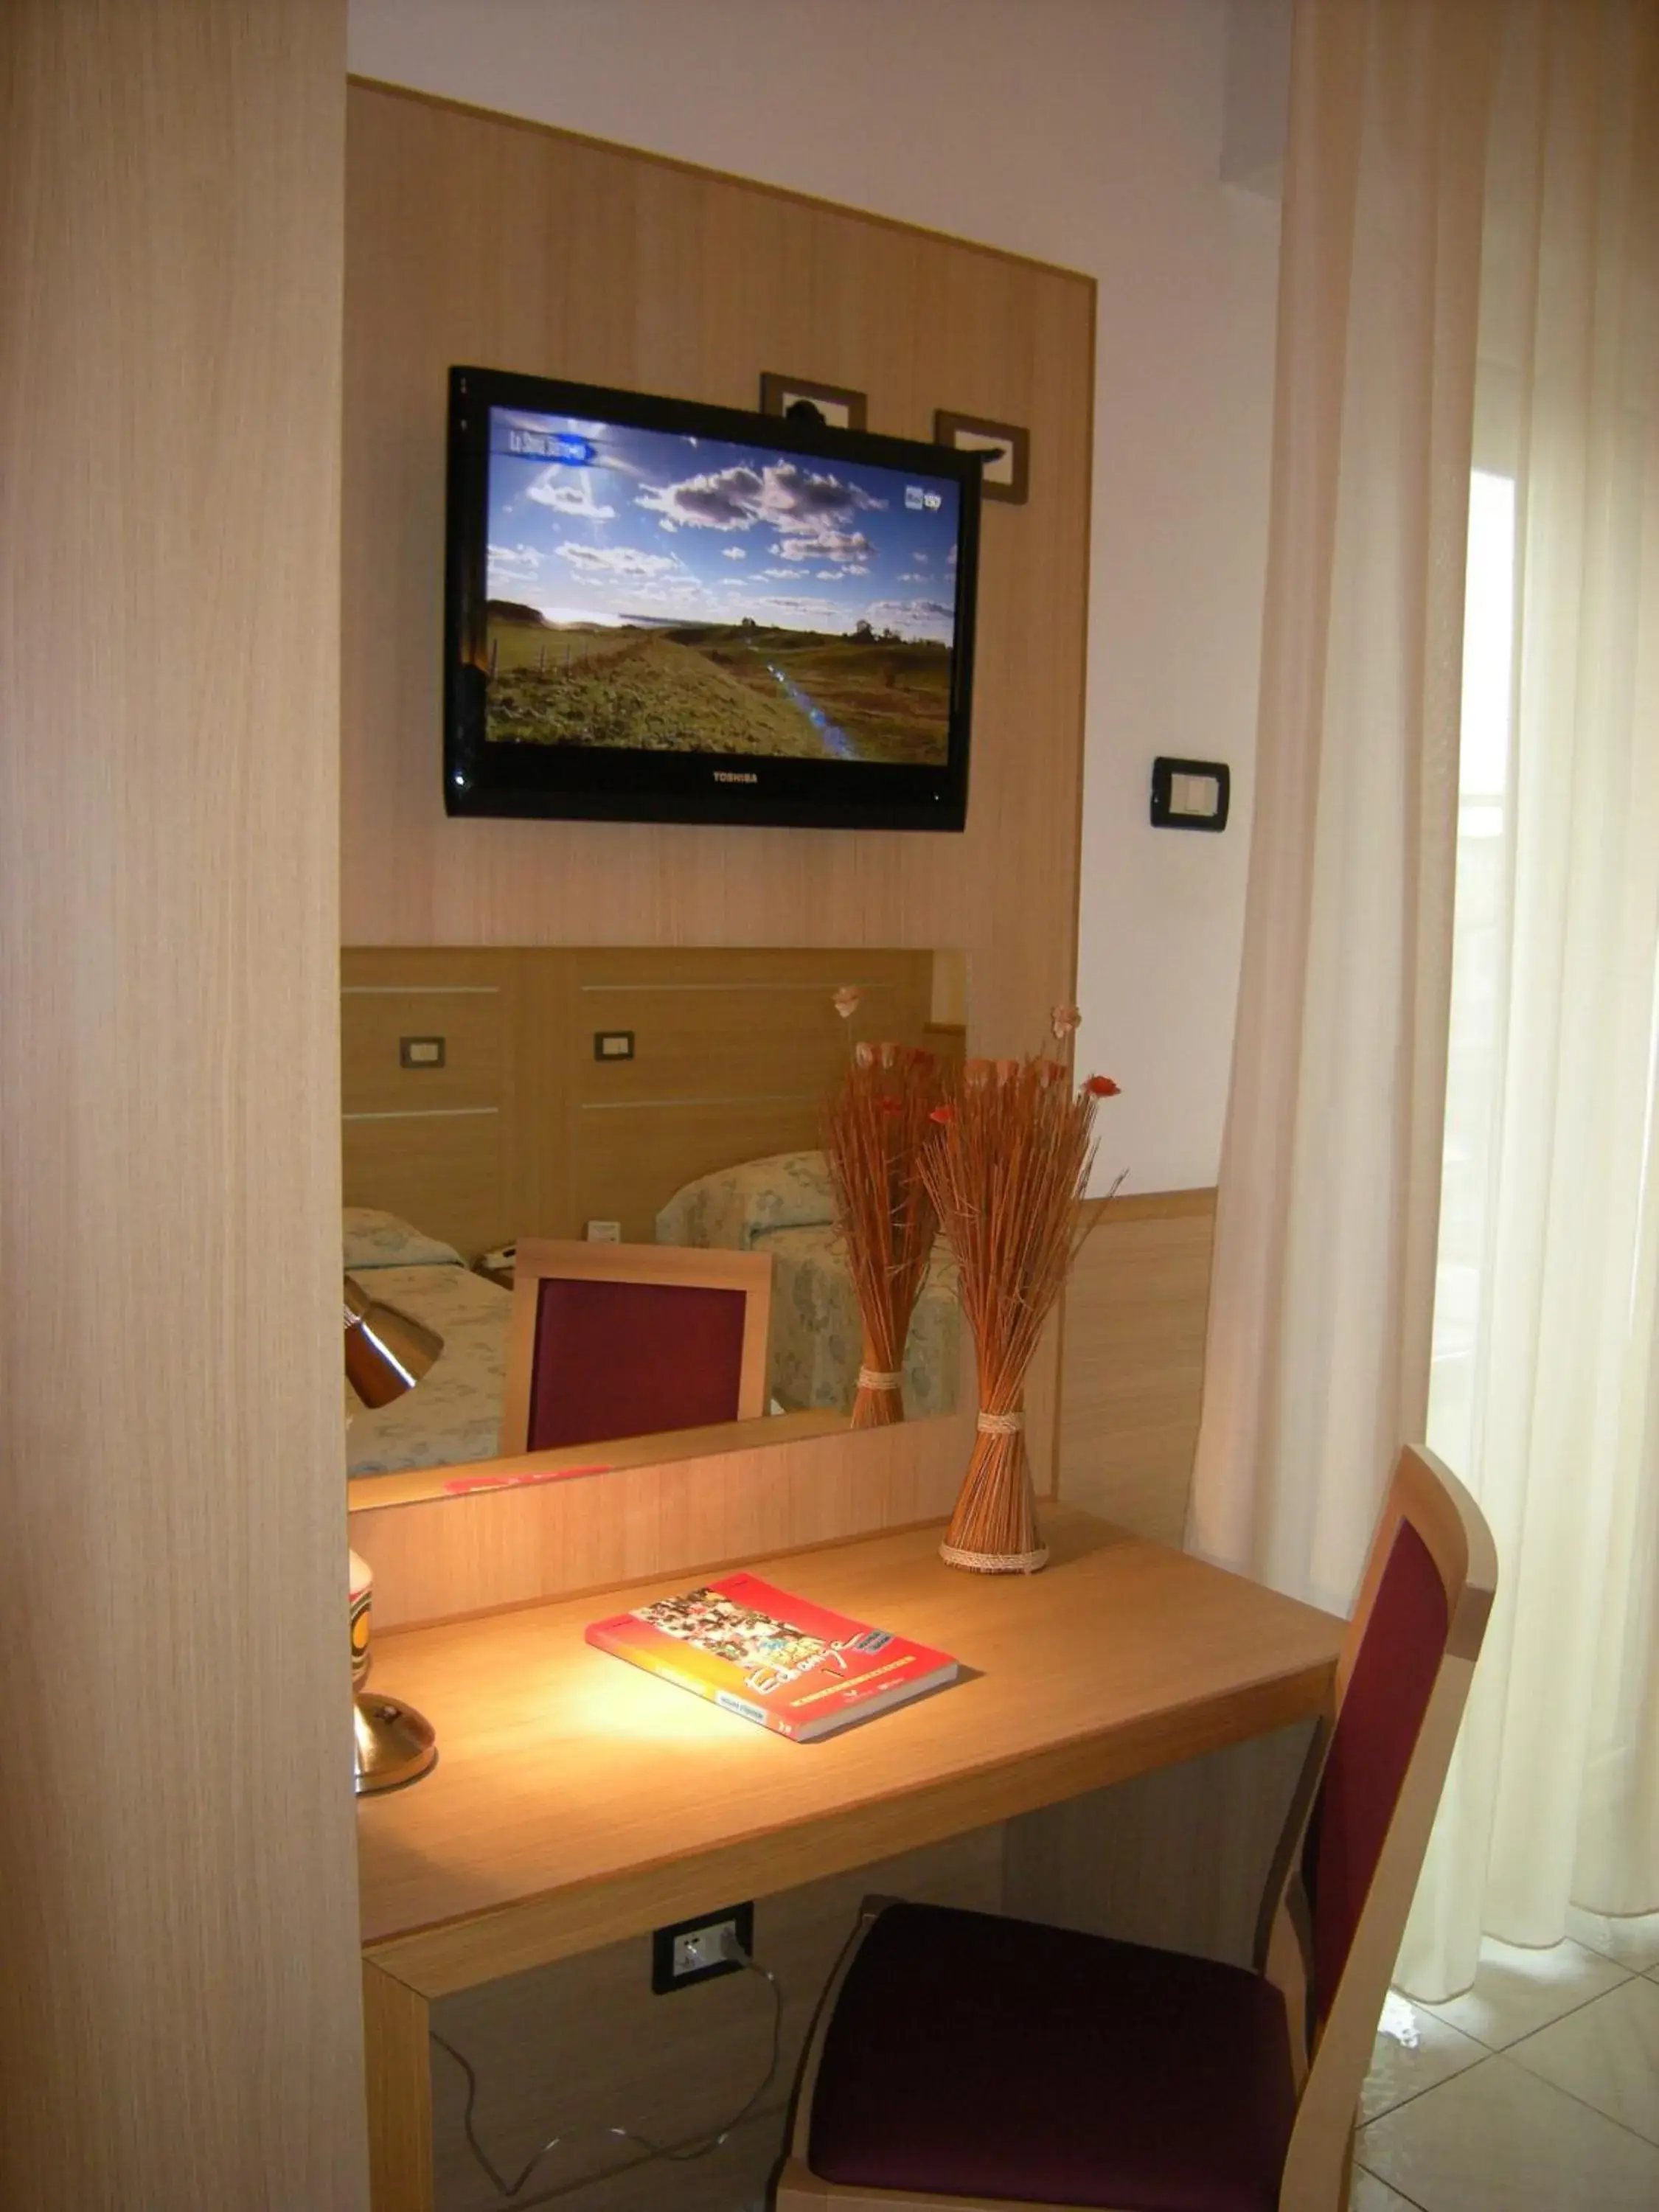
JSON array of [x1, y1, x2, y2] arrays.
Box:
[[342, 945, 967, 1499]]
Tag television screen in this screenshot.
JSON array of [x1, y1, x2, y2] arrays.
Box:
[[444, 368, 980, 830]]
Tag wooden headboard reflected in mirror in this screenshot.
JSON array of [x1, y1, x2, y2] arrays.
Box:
[[342, 945, 967, 1500]]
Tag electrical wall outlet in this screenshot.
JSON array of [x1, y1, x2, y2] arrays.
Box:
[[651, 1902, 754, 1993], [585, 1219, 622, 1242], [672, 1926, 728, 1976]]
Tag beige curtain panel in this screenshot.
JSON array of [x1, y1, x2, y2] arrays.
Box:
[[1189, 0, 1503, 1608], [1192, 0, 1659, 1999]]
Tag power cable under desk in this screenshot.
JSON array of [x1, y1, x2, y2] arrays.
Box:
[[428, 1931, 785, 2209]]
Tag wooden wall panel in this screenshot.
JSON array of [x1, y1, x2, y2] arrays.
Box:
[[344, 984, 509, 1116], [1057, 1189, 1216, 1545], [340, 79, 1091, 1487], [0, 3, 366, 2205], [342, 943, 937, 1253], [341, 86, 1093, 1064], [565, 947, 933, 1245], [343, 949, 532, 1256]]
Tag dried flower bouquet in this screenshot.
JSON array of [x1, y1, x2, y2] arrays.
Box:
[[919, 1032, 1119, 1573], [824, 1031, 943, 1428]]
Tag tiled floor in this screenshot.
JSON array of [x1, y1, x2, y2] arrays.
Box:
[[1357, 1912, 1659, 2210]]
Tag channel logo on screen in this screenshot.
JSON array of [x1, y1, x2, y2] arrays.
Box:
[[904, 485, 943, 512], [506, 428, 597, 464]]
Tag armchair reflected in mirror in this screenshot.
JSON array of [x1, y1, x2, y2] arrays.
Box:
[[342, 946, 967, 1501]]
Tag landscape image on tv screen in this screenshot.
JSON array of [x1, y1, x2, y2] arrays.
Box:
[[481, 408, 961, 767]]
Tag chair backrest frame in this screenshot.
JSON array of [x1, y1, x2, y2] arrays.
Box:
[[1259, 1444, 1496, 2211], [500, 1237, 773, 1455]]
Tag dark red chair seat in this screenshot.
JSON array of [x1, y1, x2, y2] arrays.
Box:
[[808, 1900, 1298, 2212]]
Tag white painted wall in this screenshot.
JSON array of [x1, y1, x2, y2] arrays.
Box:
[[348, 0, 1281, 1193]]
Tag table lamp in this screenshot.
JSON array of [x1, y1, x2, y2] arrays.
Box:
[[346, 1276, 440, 1793]]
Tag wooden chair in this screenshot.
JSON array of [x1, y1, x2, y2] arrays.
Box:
[[775, 1444, 1496, 2212], [500, 1237, 773, 1454]]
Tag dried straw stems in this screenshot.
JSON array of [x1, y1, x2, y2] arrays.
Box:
[[919, 1056, 1117, 1572], [824, 1043, 942, 1427]]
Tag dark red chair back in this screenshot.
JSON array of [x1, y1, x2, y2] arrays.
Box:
[[525, 1276, 751, 1451], [1303, 1520, 1449, 2026]]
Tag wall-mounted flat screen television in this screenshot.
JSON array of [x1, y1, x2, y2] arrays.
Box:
[[444, 366, 981, 831]]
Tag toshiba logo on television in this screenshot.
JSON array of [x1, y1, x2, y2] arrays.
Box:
[[712, 770, 759, 784]]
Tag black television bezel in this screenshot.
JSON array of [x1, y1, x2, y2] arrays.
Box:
[[443, 366, 981, 832]]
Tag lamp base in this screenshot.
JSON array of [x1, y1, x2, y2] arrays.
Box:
[[353, 1691, 437, 1794]]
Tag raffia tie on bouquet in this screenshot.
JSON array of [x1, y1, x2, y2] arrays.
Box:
[[852, 1358, 905, 1427]]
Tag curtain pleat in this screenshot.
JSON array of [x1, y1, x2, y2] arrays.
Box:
[[1401, 0, 1659, 1993], [1191, 0, 1659, 1998], [1188, 0, 1503, 1615]]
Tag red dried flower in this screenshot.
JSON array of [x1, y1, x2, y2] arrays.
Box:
[[1085, 1074, 1121, 1097], [877, 1096, 902, 1116], [929, 1104, 956, 1124]]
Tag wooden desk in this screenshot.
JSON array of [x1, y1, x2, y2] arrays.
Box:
[[359, 1509, 1343, 2210]]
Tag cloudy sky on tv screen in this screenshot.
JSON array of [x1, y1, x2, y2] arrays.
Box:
[[481, 408, 960, 767]]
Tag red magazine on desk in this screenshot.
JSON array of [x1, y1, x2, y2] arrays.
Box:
[[585, 1572, 959, 1742]]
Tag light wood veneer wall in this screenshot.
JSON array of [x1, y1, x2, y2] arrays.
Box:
[[0, 3, 367, 2205], [1060, 1189, 1217, 1545], [339, 80, 1218, 1610], [341, 82, 1094, 1047], [340, 80, 1093, 1509], [341, 943, 937, 1254]]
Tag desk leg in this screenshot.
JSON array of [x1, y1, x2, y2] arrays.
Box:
[[363, 1957, 434, 2212]]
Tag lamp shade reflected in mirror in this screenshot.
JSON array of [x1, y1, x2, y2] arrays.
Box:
[[343, 1290, 438, 1794]]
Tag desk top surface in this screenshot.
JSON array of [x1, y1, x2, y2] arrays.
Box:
[[358, 1509, 1343, 1996]]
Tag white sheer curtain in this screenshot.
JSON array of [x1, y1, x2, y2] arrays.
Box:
[[1401, 0, 1659, 1994], [1188, 0, 1503, 1612], [1191, 0, 1659, 1997]]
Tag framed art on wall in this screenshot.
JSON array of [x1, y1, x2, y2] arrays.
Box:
[[759, 372, 869, 431], [935, 411, 1030, 504]]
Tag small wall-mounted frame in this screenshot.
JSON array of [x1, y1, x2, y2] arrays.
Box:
[[592, 1029, 636, 1062], [759, 372, 868, 432], [934, 411, 1030, 504], [397, 1035, 447, 1068], [1150, 757, 1231, 832]]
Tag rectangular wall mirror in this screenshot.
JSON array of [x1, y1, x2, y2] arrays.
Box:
[[343, 945, 967, 1503]]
